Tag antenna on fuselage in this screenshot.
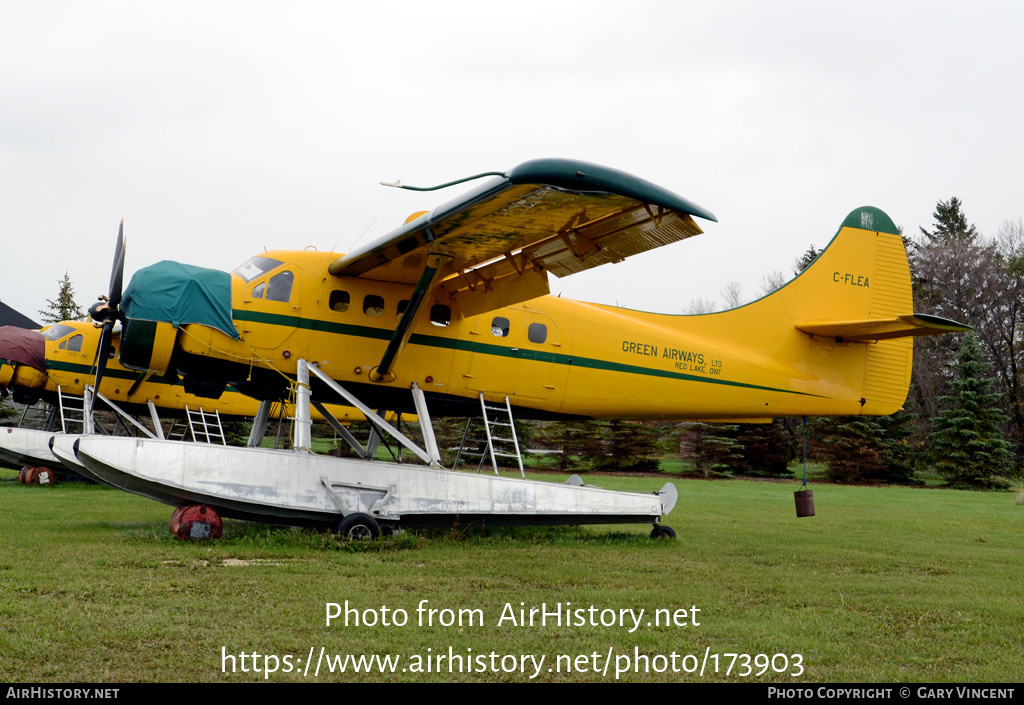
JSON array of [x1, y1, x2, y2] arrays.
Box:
[[339, 218, 377, 254]]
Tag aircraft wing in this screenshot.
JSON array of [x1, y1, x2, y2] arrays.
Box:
[[328, 158, 716, 317]]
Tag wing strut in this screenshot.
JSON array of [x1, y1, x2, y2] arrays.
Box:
[[371, 253, 452, 382]]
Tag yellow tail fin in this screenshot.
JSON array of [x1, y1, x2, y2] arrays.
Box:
[[663, 207, 968, 417], [778, 207, 966, 414]]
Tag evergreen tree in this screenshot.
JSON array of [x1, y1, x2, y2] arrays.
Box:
[[596, 420, 660, 472], [930, 333, 1012, 488], [874, 405, 921, 485], [734, 420, 793, 476], [809, 409, 922, 485], [908, 196, 989, 447], [918, 197, 978, 245], [793, 245, 820, 275], [39, 272, 85, 324], [810, 416, 887, 483], [533, 419, 606, 471], [222, 419, 253, 447], [676, 422, 744, 477]]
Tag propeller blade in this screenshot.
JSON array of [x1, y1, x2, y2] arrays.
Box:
[[93, 322, 114, 397], [107, 219, 126, 309]]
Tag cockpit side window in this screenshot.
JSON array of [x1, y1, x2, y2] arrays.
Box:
[[266, 271, 294, 303], [59, 334, 84, 352]]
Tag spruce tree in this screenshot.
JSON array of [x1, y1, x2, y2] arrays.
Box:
[[918, 197, 978, 245], [534, 420, 606, 471], [597, 420, 660, 472], [930, 333, 1012, 488], [793, 245, 820, 275], [810, 416, 887, 483], [810, 409, 921, 485], [676, 422, 745, 477], [735, 420, 793, 477], [874, 405, 920, 485], [39, 272, 85, 324]]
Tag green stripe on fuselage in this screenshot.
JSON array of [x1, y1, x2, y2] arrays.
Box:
[[233, 309, 821, 398]]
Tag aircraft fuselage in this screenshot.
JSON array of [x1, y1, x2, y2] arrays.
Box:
[[168, 237, 903, 421]]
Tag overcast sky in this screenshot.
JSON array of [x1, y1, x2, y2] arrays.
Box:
[[2, 1, 1022, 322]]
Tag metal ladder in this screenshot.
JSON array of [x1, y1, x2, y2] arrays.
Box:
[[453, 393, 524, 477], [166, 406, 227, 445], [56, 386, 89, 434]]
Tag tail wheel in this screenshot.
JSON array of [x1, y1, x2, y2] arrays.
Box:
[[337, 513, 380, 541]]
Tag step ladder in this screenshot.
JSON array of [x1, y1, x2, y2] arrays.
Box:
[[166, 406, 227, 445], [56, 386, 89, 434], [453, 393, 524, 477]]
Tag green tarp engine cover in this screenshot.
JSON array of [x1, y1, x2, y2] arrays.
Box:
[[121, 260, 239, 339]]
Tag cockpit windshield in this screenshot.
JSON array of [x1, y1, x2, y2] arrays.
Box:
[[42, 323, 76, 341], [233, 256, 284, 283]]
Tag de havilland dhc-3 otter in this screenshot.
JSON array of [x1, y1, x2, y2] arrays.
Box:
[[0, 158, 967, 539]]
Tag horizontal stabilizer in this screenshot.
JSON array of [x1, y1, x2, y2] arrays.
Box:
[[795, 313, 970, 342]]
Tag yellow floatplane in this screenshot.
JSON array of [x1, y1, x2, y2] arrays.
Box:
[[35, 159, 968, 538]]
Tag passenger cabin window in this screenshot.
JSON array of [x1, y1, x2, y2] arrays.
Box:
[[363, 295, 385, 317], [397, 300, 409, 319], [266, 271, 294, 302], [491, 316, 510, 337], [528, 323, 547, 344], [330, 290, 350, 312], [430, 304, 451, 327]]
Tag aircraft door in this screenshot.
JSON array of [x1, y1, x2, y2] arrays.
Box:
[[464, 311, 522, 397], [516, 309, 568, 402], [240, 268, 301, 350], [464, 308, 567, 403]]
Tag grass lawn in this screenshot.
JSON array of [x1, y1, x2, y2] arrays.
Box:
[[0, 465, 1020, 683]]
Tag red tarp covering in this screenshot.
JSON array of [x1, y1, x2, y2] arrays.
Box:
[[0, 326, 45, 371]]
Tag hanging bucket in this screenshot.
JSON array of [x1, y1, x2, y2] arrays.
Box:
[[794, 488, 815, 517]]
